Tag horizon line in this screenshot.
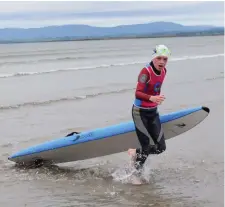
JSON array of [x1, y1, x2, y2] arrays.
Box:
[[0, 21, 223, 30]]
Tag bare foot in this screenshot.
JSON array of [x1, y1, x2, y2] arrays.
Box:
[[128, 148, 136, 157], [131, 175, 143, 185], [128, 148, 137, 166]]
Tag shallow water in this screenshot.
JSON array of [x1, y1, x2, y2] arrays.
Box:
[[0, 35, 224, 206]]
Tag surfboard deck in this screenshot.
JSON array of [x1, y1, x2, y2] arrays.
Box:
[[8, 106, 209, 166]]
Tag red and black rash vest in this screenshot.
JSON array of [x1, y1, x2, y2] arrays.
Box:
[[134, 62, 166, 108]]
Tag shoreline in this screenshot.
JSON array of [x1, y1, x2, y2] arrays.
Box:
[[0, 32, 223, 45]]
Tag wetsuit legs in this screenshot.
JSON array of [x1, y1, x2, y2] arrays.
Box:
[[132, 105, 166, 170]]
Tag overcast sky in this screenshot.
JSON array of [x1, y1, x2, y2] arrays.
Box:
[[0, 1, 224, 28]]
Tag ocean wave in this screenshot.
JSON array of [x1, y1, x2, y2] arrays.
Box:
[[0, 56, 86, 67], [0, 61, 144, 78], [205, 76, 224, 81], [0, 47, 126, 59], [0, 53, 223, 79], [0, 88, 134, 110], [1, 71, 222, 110], [171, 53, 224, 61]]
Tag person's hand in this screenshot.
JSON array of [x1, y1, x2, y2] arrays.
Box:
[[149, 95, 165, 104]]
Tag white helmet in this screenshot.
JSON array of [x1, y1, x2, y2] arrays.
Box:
[[152, 44, 171, 59]]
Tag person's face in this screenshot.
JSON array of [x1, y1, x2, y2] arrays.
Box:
[[152, 56, 168, 71]]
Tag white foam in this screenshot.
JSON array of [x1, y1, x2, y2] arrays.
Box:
[[171, 53, 224, 61], [0, 53, 223, 79]]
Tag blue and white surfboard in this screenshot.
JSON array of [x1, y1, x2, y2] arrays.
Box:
[[8, 106, 209, 166]]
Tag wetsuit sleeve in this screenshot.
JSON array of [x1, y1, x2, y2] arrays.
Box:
[[135, 68, 151, 101]]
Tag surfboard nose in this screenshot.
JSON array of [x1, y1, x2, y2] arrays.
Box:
[[202, 106, 210, 113]]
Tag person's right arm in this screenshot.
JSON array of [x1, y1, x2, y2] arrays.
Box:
[[135, 68, 151, 101]]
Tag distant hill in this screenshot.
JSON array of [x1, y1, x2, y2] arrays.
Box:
[[0, 21, 224, 43]]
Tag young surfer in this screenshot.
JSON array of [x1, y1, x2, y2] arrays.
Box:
[[128, 44, 171, 171]]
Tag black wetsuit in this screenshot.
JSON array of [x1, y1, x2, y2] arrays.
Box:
[[132, 61, 167, 170]]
